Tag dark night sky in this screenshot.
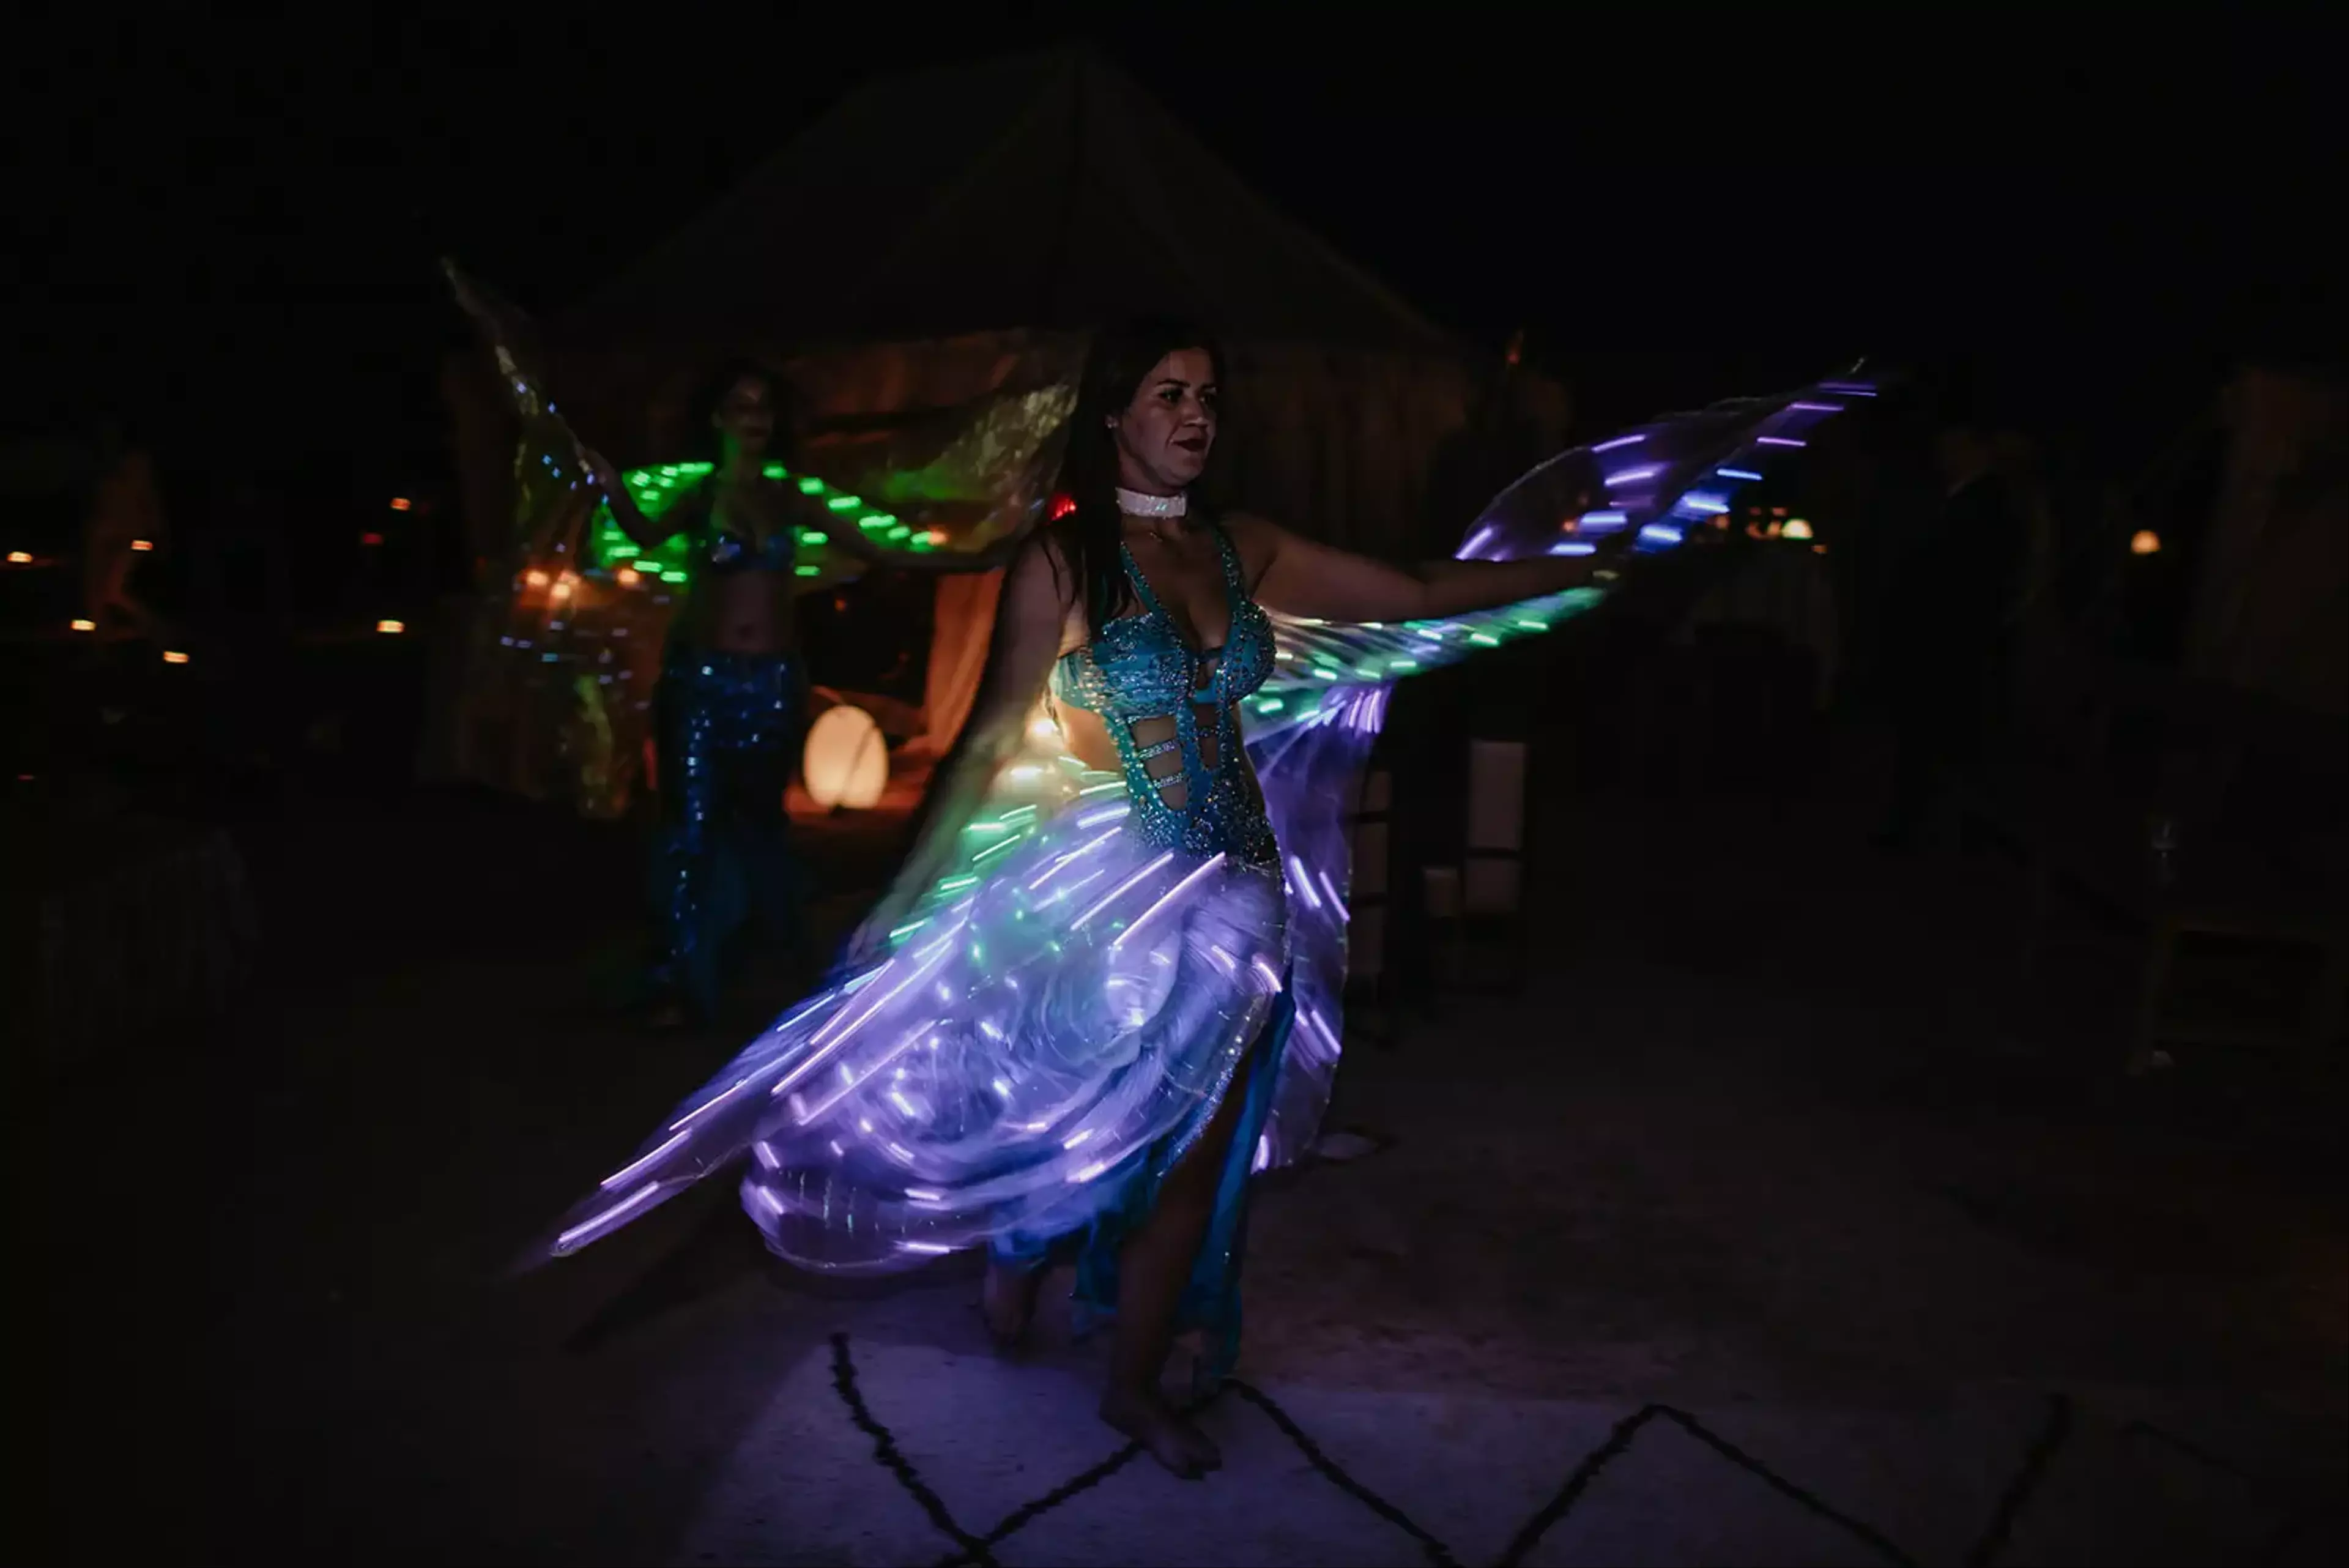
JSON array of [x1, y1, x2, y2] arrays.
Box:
[[13, 11, 2343, 490]]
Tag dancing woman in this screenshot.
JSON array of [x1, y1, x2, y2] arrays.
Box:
[[580, 360, 1017, 1027], [547, 319, 1624, 1477]]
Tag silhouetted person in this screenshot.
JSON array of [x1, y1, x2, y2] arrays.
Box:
[[1876, 409, 2033, 850], [81, 434, 171, 644]]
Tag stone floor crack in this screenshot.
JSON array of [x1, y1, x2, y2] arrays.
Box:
[[1652, 1405, 1920, 1567], [1490, 1402, 1655, 1567], [1225, 1378, 1462, 1567], [1962, 1392, 2073, 1568], [828, 1332, 998, 1567], [826, 1334, 2315, 1567]]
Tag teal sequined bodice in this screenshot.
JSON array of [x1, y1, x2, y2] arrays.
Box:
[[1052, 523, 1278, 865]]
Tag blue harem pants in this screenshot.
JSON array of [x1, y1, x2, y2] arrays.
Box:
[[648, 650, 806, 1021]]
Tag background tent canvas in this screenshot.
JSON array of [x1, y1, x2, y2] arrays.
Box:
[[434, 47, 1567, 811]]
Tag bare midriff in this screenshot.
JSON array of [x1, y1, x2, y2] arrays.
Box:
[[675, 570, 798, 656], [1056, 687, 1263, 817], [669, 476, 801, 656]]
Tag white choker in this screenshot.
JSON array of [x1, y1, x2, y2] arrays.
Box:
[[1115, 488, 1187, 518]]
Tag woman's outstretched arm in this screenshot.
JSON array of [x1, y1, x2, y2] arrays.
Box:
[[824, 511, 1029, 575], [579, 448, 683, 553], [1230, 513, 1626, 623]]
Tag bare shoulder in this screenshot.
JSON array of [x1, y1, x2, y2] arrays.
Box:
[[1006, 525, 1075, 592], [1217, 510, 1288, 589]]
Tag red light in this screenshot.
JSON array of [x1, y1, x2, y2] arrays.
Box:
[[1048, 492, 1077, 521], [361, 532, 384, 546], [390, 497, 413, 511]]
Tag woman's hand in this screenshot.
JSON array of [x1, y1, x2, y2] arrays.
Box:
[[1587, 523, 1641, 574], [581, 448, 677, 552], [577, 446, 623, 496]]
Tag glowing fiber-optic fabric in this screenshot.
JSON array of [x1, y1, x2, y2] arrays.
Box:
[[1238, 374, 1876, 1172], [540, 373, 1875, 1365], [547, 506, 1299, 1371], [551, 792, 1291, 1255]]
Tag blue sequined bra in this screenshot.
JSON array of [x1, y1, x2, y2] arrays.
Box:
[[702, 521, 795, 574], [1052, 522, 1279, 866], [685, 483, 796, 575]]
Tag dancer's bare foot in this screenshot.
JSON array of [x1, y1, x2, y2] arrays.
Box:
[[979, 1261, 1042, 1351], [1100, 1386, 1221, 1478]]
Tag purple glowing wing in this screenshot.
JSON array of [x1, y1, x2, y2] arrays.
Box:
[[529, 373, 1882, 1271], [1242, 374, 1879, 1167]]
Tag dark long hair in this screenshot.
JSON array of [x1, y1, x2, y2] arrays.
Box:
[[691, 356, 804, 467], [1050, 316, 1226, 641]]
